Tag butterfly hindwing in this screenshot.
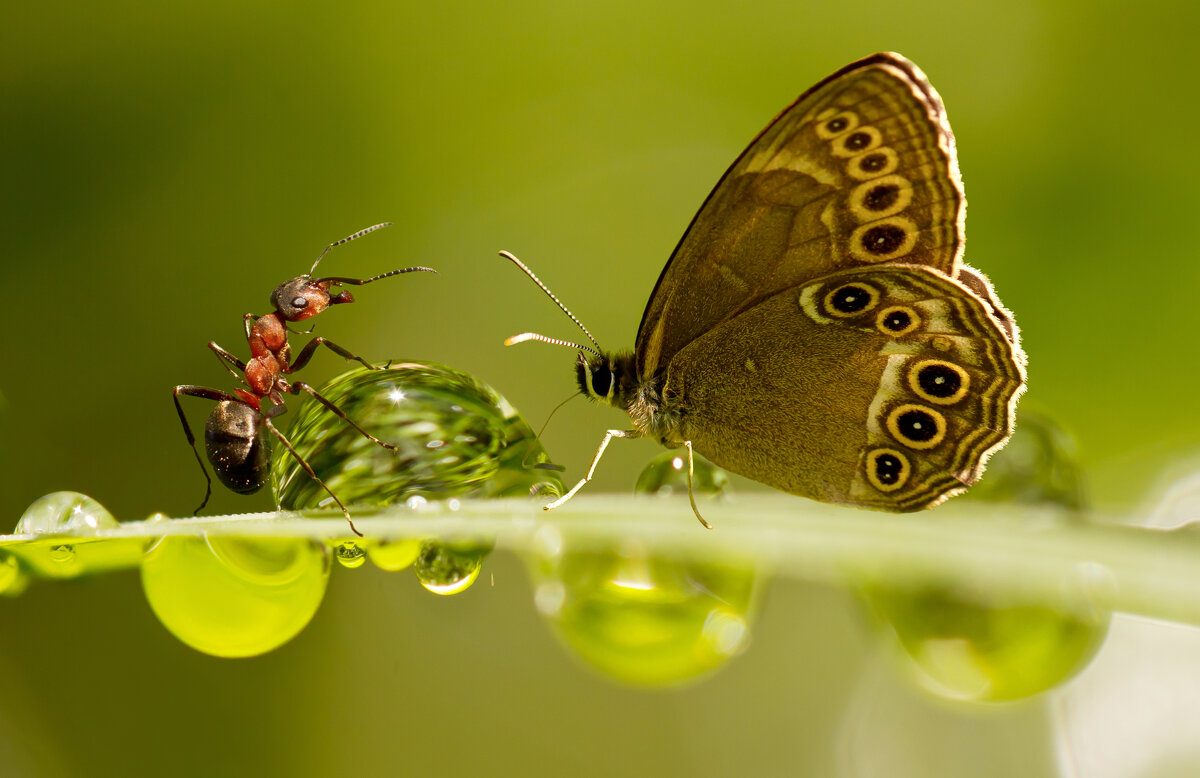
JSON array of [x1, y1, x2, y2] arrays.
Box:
[[660, 265, 1024, 511], [637, 52, 965, 380]]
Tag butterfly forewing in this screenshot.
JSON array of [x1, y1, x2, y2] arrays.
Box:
[[637, 52, 965, 380]]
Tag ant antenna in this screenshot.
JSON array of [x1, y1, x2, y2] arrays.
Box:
[[505, 332, 601, 358], [316, 266, 437, 286], [498, 250, 602, 352], [310, 222, 393, 275]]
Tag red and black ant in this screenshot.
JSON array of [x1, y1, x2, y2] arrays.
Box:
[[172, 223, 435, 535]]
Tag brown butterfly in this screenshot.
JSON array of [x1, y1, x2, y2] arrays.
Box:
[[502, 52, 1026, 526]]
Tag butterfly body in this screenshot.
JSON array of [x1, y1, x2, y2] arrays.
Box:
[[516, 52, 1025, 518]]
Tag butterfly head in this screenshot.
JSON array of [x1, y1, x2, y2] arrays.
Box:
[[575, 351, 636, 409]]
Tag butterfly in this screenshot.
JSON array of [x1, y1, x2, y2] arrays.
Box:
[[502, 52, 1026, 526]]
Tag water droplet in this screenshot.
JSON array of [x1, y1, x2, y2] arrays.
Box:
[[413, 542, 488, 595], [527, 541, 760, 687], [368, 539, 422, 572], [140, 536, 329, 657], [863, 583, 1109, 702], [0, 553, 28, 596], [272, 363, 562, 510], [634, 451, 729, 498], [48, 545, 75, 563], [16, 492, 117, 535], [334, 541, 366, 568]]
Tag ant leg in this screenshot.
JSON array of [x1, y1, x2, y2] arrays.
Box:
[[207, 341, 248, 385], [545, 429, 640, 511], [243, 313, 257, 341], [173, 385, 241, 514], [289, 336, 383, 373], [262, 406, 361, 537], [288, 381, 398, 451]]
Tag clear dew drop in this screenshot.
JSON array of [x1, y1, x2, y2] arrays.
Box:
[[272, 362, 563, 511], [413, 542, 489, 595], [16, 492, 118, 535], [334, 541, 367, 569]]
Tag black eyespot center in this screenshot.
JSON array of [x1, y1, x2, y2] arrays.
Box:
[[828, 283, 877, 315], [826, 117, 847, 133], [863, 184, 900, 211], [844, 131, 872, 151], [862, 224, 907, 255], [896, 409, 938, 442], [918, 364, 962, 398], [859, 153, 887, 172], [873, 452, 904, 484], [883, 310, 911, 331]]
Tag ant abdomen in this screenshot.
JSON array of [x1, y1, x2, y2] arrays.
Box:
[[204, 401, 269, 494]]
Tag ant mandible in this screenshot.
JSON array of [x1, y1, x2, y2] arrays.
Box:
[[172, 223, 435, 536]]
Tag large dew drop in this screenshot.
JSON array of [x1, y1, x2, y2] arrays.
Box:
[[140, 536, 330, 658]]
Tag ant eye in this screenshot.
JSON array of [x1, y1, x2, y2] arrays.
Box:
[[291, 297, 308, 310]]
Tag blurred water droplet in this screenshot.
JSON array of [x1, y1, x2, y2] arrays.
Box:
[[16, 492, 117, 534], [48, 545, 75, 563], [527, 541, 760, 687], [140, 536, 329, 657], [864, 583, 1109, 702], [634, 451, 729, 497], [0, 553, 27, 597], [335, 541, 366, 568], [368, 539, 422, 572], [413, 542, 488, 595]]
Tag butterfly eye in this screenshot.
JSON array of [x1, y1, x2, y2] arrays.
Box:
[[886, 404, 947, 450], [824, 282, 880, 317], [908, 360, 970, 405], [865, 448, 910, 492], [591, 368, 613, 398]]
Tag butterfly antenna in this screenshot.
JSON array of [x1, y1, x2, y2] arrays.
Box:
[[498, 250, 602, 352], [504, 332, 601, 358], [310, 222, 393, 275]]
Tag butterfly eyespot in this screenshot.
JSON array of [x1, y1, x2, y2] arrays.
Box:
[[849, 174, 913, 220], [823, 282, 880, 317], [876, 305, 921, 336], [886, 404, 947, 450], [815, 110, 859, 139], [849, 216, 918, 262], [847, 148, 899, 180], [832, 126, 882, 157], [865, 448, 911, 492], [908, 359, 970, 405]]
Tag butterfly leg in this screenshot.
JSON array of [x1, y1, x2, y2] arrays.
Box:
[[682, 440, 713, 530], [545, 429, 639, 511]]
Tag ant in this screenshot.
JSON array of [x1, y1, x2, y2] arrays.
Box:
[[172, 223, 436, 535]]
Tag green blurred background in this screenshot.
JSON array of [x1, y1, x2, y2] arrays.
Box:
[[1, 0, 1197, 775]]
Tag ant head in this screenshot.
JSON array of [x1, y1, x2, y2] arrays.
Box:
[[270, 276, 354, 322]]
